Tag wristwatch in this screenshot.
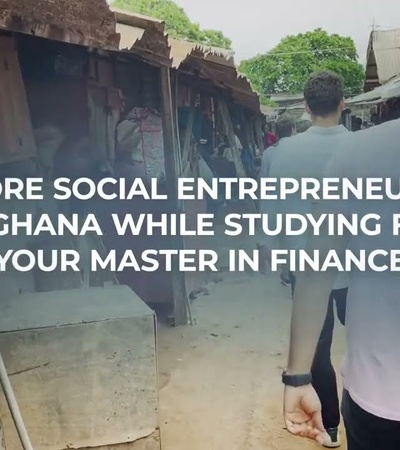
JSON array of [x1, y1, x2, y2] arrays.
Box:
[[282, 369, 312, 387]]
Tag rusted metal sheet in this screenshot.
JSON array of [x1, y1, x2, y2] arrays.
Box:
[[112, 7, 164, 32], [112, 7, 170, 66], [0, 0, 119, 49], [168, 37, 234, 69], [168, 37, 260, 113], [183, 59, 260, 112], [117, 22, 145, 50], [365, 29, 400, 91]]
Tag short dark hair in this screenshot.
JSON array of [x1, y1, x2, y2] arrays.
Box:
[[304, 71, 344, 117], [275, 115, 295, 139]]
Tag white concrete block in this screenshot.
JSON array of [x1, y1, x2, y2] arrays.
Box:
[[0, 285, 160, 450]]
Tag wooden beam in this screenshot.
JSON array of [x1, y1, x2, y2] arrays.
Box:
[[173, 70, 181, 157], [217, 99, 246, 177], [181, 87, 196, 172], [112, 7, 164, 32], [246, 114, 256, 149], [238, 108, 250, 149], [253, 116, 264, 153], [159, 66, 189, 326], [178, 72, 227, 98]]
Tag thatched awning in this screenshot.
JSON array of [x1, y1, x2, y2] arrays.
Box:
[[0, 0, 119, 49]]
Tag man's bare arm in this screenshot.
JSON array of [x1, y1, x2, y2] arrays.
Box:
[[286, 203, 348, 375]]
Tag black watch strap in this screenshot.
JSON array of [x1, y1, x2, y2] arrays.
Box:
[[282, 370, 312, 387]]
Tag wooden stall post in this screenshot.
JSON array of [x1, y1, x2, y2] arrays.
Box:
[[181, 87, 196, 176], [253, 115, 264, 153], [218, 99, 257, 212], [159, 66, 189, 326], [0, 419, 5, 450], [217, 99, 246, 177]]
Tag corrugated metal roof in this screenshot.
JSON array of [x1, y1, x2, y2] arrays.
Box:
[[1, 1, 259, 112], [346, 86, 384, 105], [365, 29, 400, 90], [168, 37, 259, 112], [112, 10, 259, 111], [190, 59, 260, 112], [347, 74, 400, 105], [111, 6, 163, 25], [112, 6, 170, 65], [168, 37, 234, 69], [116, 22, 145, 50], [382, 74, 400, 99], [270, 93, 304, 102]]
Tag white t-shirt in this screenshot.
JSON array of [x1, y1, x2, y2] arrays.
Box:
[[265, 125, 350, 289], [322, 119, 400, 420], [259, 138, 291, 179]]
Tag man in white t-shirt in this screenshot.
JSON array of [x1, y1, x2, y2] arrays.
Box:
[[282, 118, 400, 449], [268, 71, 350, 447]]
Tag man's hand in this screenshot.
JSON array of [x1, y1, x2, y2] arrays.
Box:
[[284, 384, 325, 444]]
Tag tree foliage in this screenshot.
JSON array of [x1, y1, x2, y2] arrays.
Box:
[[113, 0, 232, 49], [239, 29, 364, 98]]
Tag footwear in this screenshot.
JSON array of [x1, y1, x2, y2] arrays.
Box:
[[321, 428, 340, 448]]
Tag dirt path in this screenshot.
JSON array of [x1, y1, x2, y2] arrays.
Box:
[[158, 272, 346, 450]]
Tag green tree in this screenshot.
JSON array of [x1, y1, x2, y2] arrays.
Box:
[[239, 29, 364, 98], [113, 0, 232, 49]]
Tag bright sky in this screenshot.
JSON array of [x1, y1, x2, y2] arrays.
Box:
[[175, 0, 399, 65]]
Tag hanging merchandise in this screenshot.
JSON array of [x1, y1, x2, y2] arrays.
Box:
[[116, 119, 142, 161], [33, 124, 65, 178], [124, 108, 166, 181], [115, 114, 146, 180]]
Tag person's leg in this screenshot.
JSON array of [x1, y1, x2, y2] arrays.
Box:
[[341, 390, 372, 450], [311, 293, 340, 432], [342, 389, 400, 450], [257, 244, 269, 274], [288, 271, 296, 298], [280, 264, 291, 286], [334, 288, 347, 326]]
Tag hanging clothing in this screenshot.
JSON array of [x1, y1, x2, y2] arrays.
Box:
[[263, 131, 278, 149]]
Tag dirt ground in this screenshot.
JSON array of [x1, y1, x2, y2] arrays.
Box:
[[157, 272, 346, 450]]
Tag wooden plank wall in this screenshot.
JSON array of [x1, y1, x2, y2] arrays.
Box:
[[0, 35, 36, 164]]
